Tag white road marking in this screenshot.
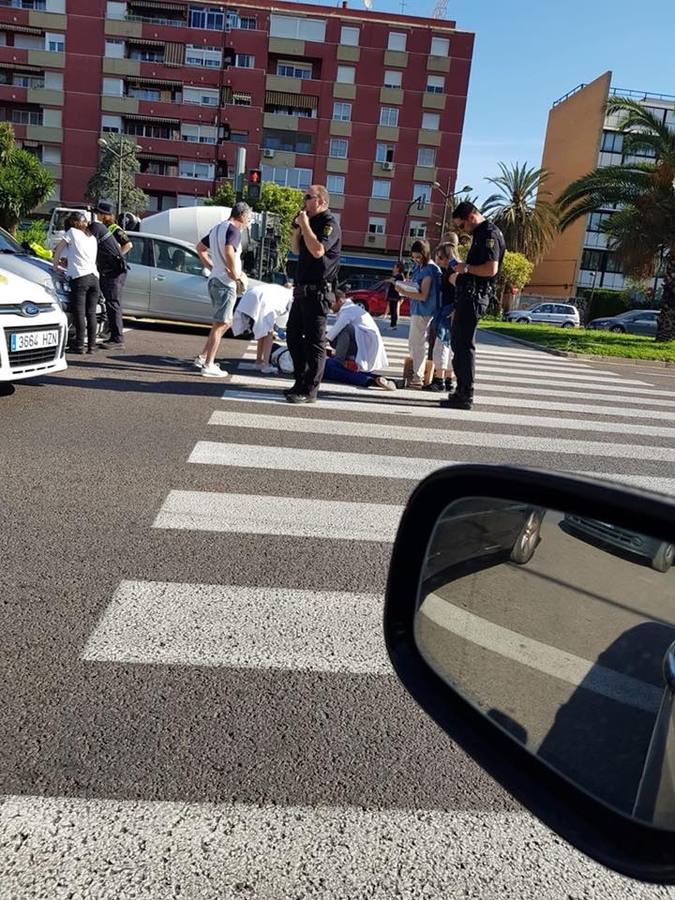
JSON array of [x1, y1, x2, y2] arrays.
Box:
[[82, 580, 387, 673], [421, 594, 662, 714], [153, 491, 403, 540]]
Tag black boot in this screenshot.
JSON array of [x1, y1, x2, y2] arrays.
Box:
[[423, 378, 446, 393], [440, 394, 473, 410], [444, 378, 454, 394]]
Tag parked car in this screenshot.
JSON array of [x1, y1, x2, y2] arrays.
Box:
[[587, 309, 660, 336], [338, 273, 383, 292], [0, 268, 68, 383], [345, 280, 411, 317], [504, 302, 580, 327], [562, 513, 674, 573]]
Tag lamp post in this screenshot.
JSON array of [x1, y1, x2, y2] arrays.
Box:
[[97, 137, 142, 217], [399, 194, 425, 262], [433, 178, 472, 240]]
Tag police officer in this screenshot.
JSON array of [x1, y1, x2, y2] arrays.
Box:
[[90, 200, 132, 349], [285, 185, 342, 404], [440, 201, 505, 411]]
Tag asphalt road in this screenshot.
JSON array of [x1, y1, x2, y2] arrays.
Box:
[[1, 320, 675, 899]]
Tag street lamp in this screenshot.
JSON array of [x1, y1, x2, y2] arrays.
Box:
[[97, 137, 142, 217], [433, 179, 472, 240], [399, 194, 426, 263]]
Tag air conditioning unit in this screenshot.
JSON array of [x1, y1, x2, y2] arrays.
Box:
[[382, 161, 393, 171], [263, 148, 275, 158], [366, 234, 377, 243]]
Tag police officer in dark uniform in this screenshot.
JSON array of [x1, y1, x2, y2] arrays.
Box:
[[285, 185, 342, 404], [90, 200, 132, 349], [440, 201, 505, 411]]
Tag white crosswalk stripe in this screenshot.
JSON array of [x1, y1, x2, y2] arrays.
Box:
[[50, 328, 675, 897]]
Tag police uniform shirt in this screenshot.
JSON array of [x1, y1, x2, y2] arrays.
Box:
[[89, 221, 129, 276], [462, 221, 505, 289], [297, 210, 341, 284]]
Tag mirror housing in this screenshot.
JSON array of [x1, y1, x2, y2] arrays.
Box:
[[384, 465, 675, 884]]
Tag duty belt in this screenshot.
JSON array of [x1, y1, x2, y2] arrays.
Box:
[[296, 281, 332, 294]]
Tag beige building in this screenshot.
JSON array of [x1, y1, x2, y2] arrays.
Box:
[[528, 72, 675, 299]]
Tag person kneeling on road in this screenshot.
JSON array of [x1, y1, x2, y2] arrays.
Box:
[[232, 281, 294, 374], [323, 291, 396, 392]]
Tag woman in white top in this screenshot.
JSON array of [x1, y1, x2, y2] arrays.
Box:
[[52, 212, 100, 354]]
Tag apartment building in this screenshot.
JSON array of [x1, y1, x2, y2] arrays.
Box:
[[0, 0, 474, 269], [529, 71, 675, 299]]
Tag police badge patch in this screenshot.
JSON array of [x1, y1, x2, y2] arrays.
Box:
[[324, 225, 333, 236], [486, 238, 495, 249]]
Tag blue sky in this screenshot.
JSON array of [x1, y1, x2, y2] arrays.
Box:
[[299, 0, 675, 201]]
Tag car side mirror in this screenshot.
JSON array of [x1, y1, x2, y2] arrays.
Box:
[[385, 465, 675, 884], [201, 267, 211, 278]]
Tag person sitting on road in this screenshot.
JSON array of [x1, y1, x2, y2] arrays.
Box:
[[232, 281, 294, 374], [324, 291, 396, 391]]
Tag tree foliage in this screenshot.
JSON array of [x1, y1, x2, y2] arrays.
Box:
[[206, 181, 236, 208], [0, 124, 55, 233], [251, 182, 304, 266], [85, 134, 148, 215], [558, 98, 675, 342], [482, 162, 559, 264], [500, 250, 534, 291]]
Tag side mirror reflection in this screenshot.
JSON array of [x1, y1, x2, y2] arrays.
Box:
[[415, 497, 675, 830]]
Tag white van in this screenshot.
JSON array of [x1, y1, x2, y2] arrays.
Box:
[[0, 269, 68, 382], [46, 206, 93, 250]]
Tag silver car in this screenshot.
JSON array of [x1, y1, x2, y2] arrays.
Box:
[[505, 302, 580, 327], [587, 309, 660, 336]]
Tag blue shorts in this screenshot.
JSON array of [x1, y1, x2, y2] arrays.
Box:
[[208, 277, 236, 323]]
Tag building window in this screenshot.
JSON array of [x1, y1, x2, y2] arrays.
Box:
[[181, 124, 217, 144], [430, 36, 449, 56], [233, 93, 252, 107], [185, 45, 222, 68], [261, 165, 313, 190], [417, 147, 435, 167], [235, 54, 255, 68], [409, 221, 426, 238], [269, 14, 326, 42], [379, 107, 399, 127], [368, 217, 386, 234], [189, 6, 225, 30], [105, 39, 124, 59], [587, 212, 610, 233], [10, 109, 42, 125], [265, 102, 315, 119], [45, 32, 65, 53], [426, 75, 444, 94], [277, 61, 312, 79], [129, 87, 161, 101], [102, 77, 123, 97], [264, 130, 314, 154], [422, 112, 440, 130], [329, 138, 348, 159], [332, 102, 352, 122], [327, 174, 345, 194], [239, 16, 256, 29], [230, 130, 248, 143], [179, 160, 215, 180], [372, 179, 391, 199], [336, 66, 355, 85], [340, 26, 359, 46], [129, 46, 164, 62], [383, 70, 402, 89], [101, 114, 122, 133], [376, 143, 394, 163], [183, 86, 219, 106], [600, 131, 623, 154], [413, 183, 432, 203], [387, 32, 406, 51]]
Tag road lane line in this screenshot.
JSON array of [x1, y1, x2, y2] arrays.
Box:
[[81, 580, 387, 673]]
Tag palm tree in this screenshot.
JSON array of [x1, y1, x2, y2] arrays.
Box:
[[481, 162, 559, 264], [558, 99, 675, 342]]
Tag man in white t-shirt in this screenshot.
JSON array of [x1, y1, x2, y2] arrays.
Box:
[[195, 202, 252, 378]]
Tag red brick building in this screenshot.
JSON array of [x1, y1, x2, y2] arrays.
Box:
[[0, 0, 474, 268]]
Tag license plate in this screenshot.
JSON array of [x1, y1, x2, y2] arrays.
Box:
[[10, 329, 59, 352]]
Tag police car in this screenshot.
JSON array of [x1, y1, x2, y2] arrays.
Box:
[[0, 269, 68, 383]]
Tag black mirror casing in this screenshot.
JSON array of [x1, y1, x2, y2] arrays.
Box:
[[384, 464, 675, 884]]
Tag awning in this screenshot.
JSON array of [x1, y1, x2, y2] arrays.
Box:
[[232, 91, 251, 101], [0, 24, 42, 35], [0, 63, 42, 73], [127, 37, 165, 47], [130, 0, 186, 9], [164, 43, 184, 66], [124, 113, 180, 125], [265, 90, 317, 110], [139, 153, 178, 162], [128, 77, 183, 88]]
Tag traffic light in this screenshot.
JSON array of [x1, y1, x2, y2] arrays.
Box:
[[247, 168, 262, 202]]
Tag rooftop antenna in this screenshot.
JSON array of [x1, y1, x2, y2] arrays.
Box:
[[432, 0, 447, 17], [363, 0, 373, 8]]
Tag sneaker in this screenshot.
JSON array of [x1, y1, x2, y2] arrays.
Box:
[[201, 362, 228, 378], [193, 354, 206, 368], [373, 376, 397, 392], [284, 384, 302, 396], [423, 379, 446, 393], [260, 364, 277, 375], [100, 341, 125, 350], [286, 393, 317, 404]]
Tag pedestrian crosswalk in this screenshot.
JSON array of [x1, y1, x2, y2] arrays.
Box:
[[10, 326, 675, 898]]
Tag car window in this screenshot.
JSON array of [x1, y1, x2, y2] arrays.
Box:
[[126, 235, 152, 267], [555, 305, 570, 314], [153, 240, 203, 276], [0, 227, 23, 253], [536, 305, 552, 313]]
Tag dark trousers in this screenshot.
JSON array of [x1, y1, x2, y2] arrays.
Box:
[[388, 298, 399, 327], [100, 271, 126, 343], [451, 296, 480, 401], [70, 273, 100, 350], [324, 357, 373, 388], [332, 323, 358, 363], [287, 286, 330, 398]]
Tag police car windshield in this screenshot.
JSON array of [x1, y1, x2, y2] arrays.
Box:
[[0, 227, 24, 254]]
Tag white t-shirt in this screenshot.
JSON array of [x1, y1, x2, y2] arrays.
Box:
[[204, 220, 241, 287], [63, 228, 99, 280]]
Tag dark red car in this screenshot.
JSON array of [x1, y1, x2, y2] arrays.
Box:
[[345, 280, 411, 317]]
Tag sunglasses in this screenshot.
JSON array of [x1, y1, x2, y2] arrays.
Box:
[[304, 194, 320, 201]]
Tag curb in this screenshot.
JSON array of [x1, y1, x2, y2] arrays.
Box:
[[481, 328, 675, 369]]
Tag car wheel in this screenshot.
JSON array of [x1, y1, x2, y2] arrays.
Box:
[[651, 542, 674, 574], [509, 511, 543, 565], [610, 325, 625, 333], [561, 321, 574, 328], [516, 317, 529, 324]]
